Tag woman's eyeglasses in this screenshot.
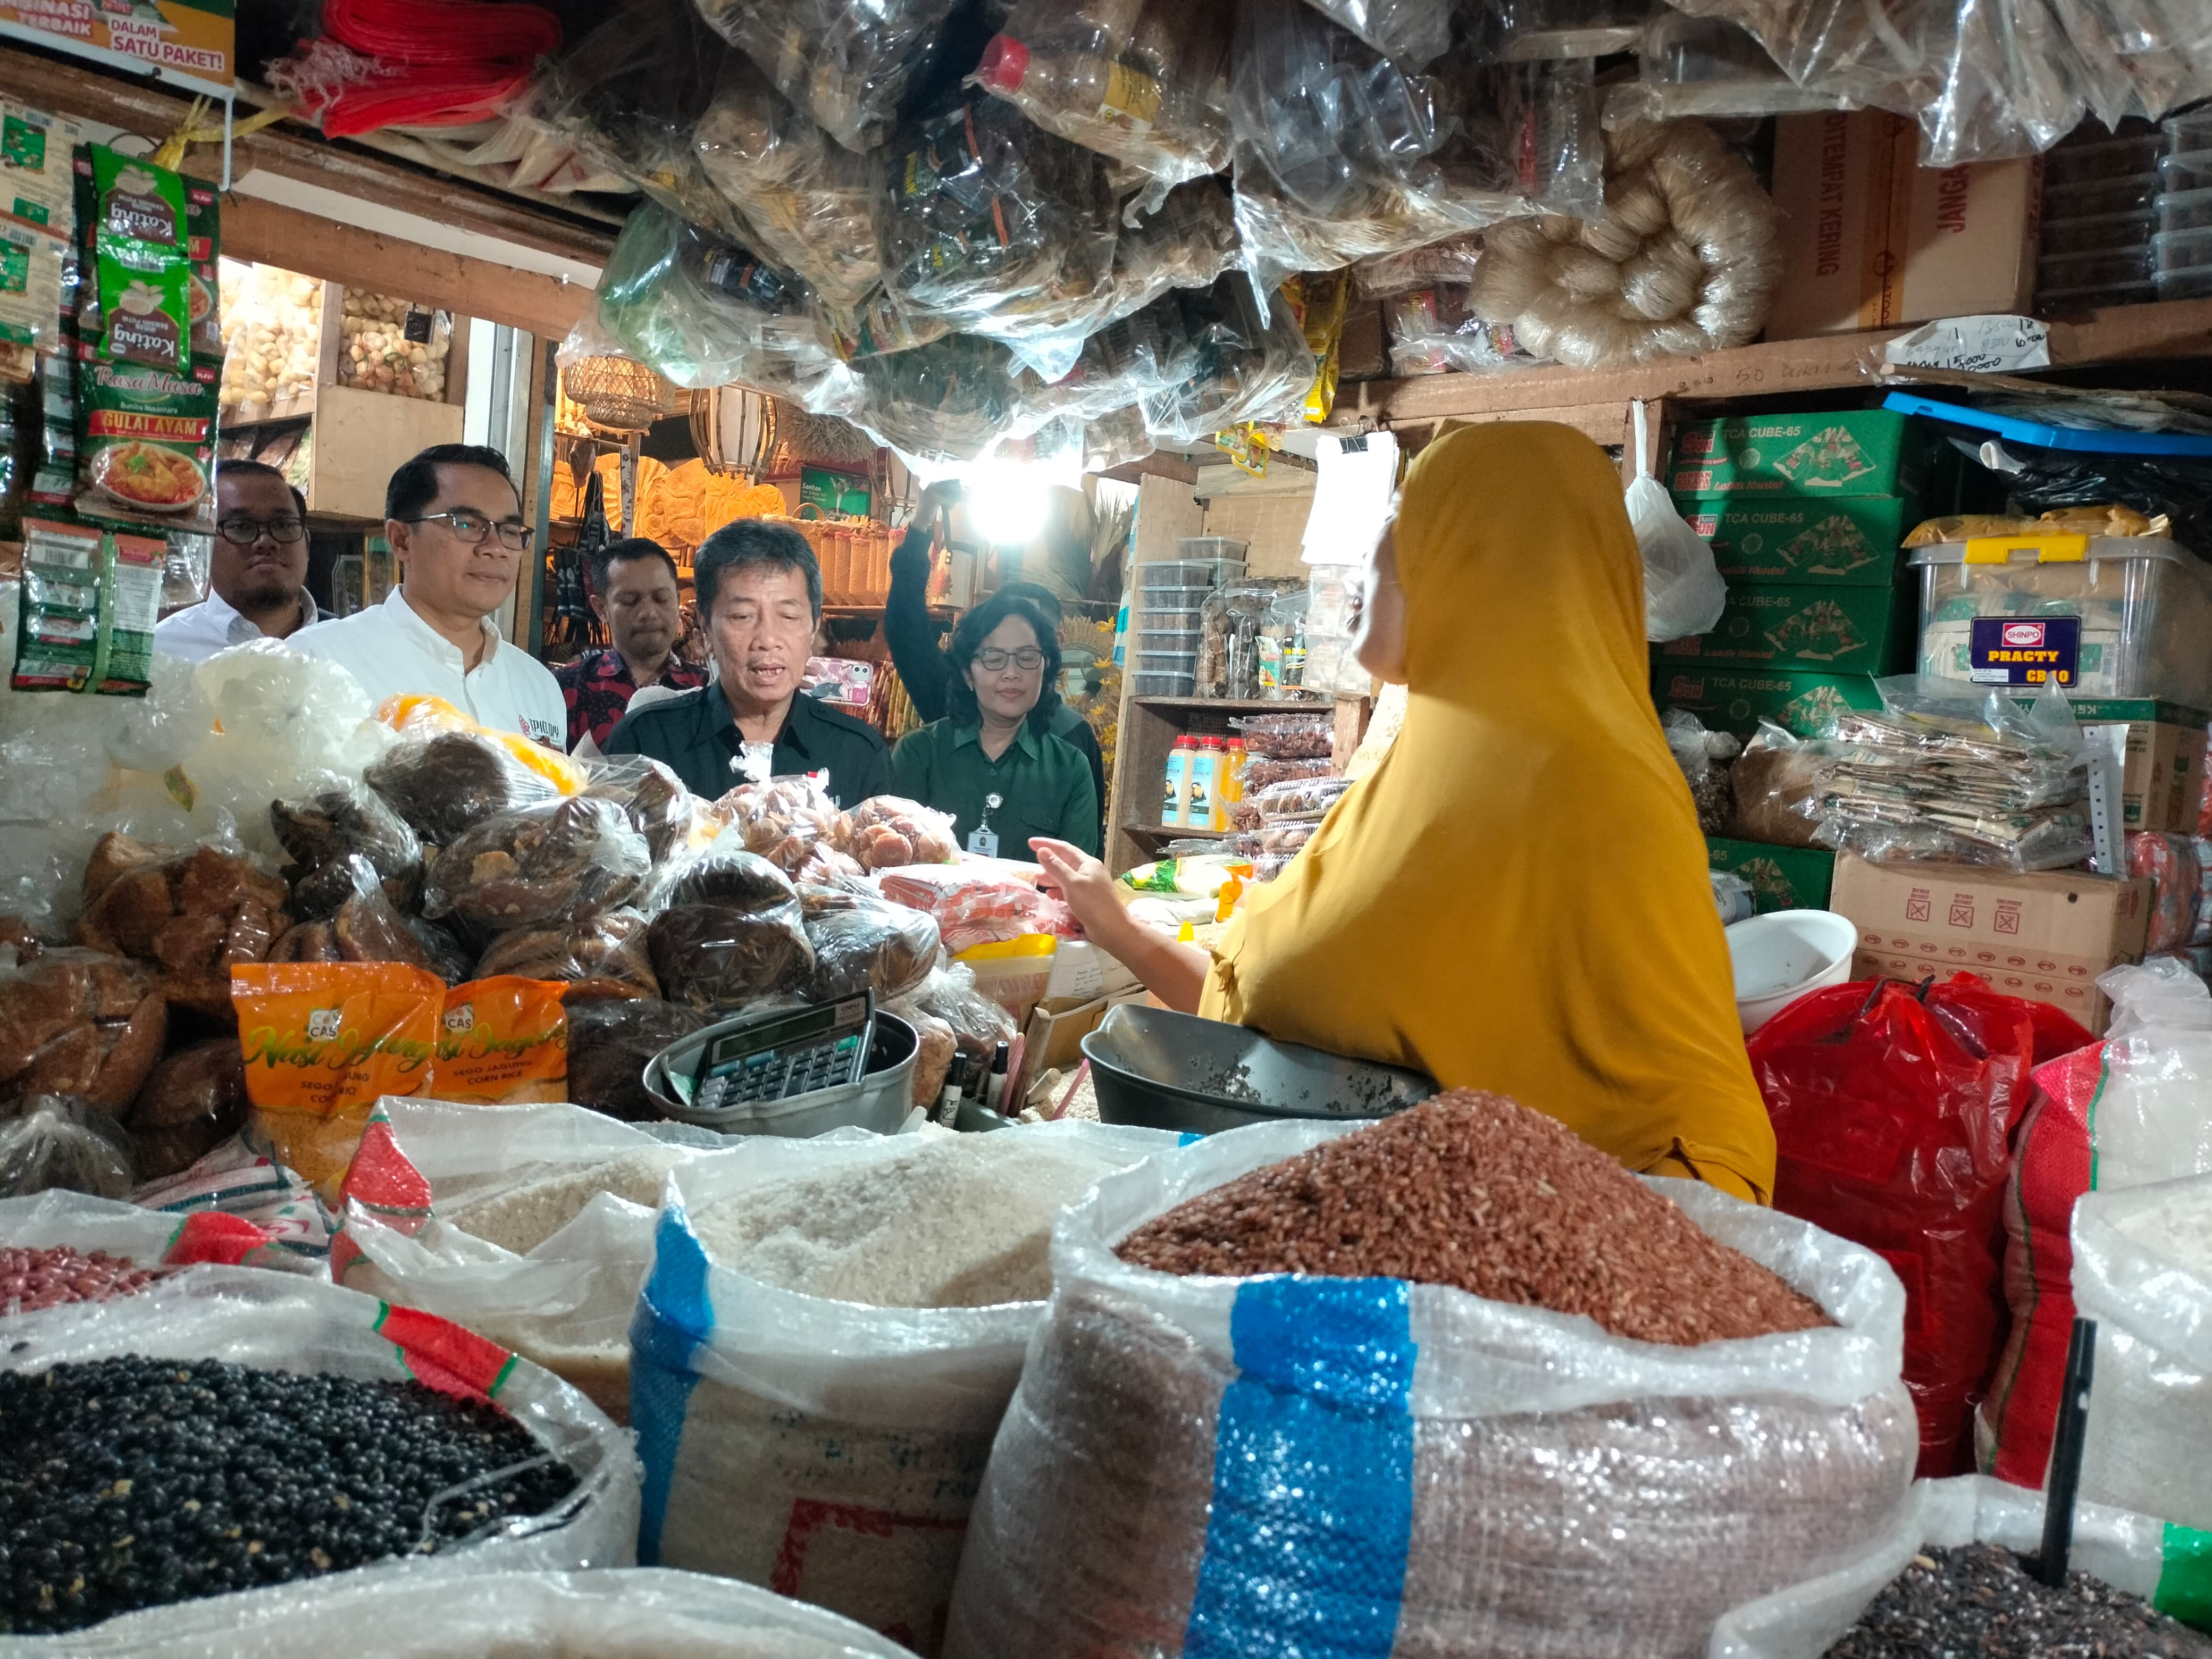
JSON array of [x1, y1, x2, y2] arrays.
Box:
[[976, 648, 1046, 673], [407, 509, 537, 552], [216, 516, 307, 546]]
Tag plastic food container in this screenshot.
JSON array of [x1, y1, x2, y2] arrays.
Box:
[[1136, 630, 1202, 658], [2040, 212, 2155, 255], [1727, 910, 1857, 1035], [1143, 559, 1244, 590], [1132, 670, 1196, 697], [1136, 649, 1200, 674], [2036, 280, 2157, 314], [1910, 533, 2212, 707], [2159, 150, 2212, 195], [2044, 133, 2164, 186], [2167, 108, 2212, 154], [2156, 186, 2212, 234], [2036, 246, 2152, 291], [2151, 224, 2212, 297], [2043, 174, 2162, 219]]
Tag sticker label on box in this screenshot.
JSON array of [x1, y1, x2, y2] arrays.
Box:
[[1969, 616, 2080, 686]]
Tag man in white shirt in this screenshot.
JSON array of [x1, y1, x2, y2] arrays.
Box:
[[152, 461, 323, 662], [291, 442, 565, 748]]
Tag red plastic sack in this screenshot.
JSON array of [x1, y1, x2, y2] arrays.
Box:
[[1978, 1038, 2106, 1489], [1747, 975, 2078, 1478], [2127, 831, 2202, 952]]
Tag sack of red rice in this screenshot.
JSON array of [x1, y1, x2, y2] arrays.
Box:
[[941, 1093, 1920, 1659]]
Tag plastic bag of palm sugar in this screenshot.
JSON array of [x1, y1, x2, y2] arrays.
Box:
[[941, 1092, 1920, 1659]]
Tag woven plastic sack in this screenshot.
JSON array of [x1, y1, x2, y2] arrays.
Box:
[[5, 1565, 923, 1657], [1981, 959, 2212, 1487], [2072, 1174, 2212, 1531], [1631, 401, 1727, 642], [1709, 1475, 2212, 1658], [331, 1097, 727, 1424], [941, 1119, 1918, 1659], [630, 1122, 1182, 1653], [0, 1267, 640, 1655]]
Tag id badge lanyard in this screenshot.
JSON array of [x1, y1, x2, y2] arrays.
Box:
[[967, 792, 1002, 858]]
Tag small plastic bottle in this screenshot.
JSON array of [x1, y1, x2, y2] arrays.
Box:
[[1193, 735, 1228, 831], [1221, 737, 1248, 826], [1162, 735, 1195, 827]]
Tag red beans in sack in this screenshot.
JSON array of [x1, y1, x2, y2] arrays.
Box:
[[1747, 975, 2047, 1479]]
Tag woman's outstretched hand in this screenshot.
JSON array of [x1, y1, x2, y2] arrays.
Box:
[[1030, 837, 1125, 939]]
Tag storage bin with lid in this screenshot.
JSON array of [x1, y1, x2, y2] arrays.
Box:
[[1136, 627, 1201, 658], [1909, 532, 2212, 707], [2043, 132, 2164, 186], [2040, 212, 2155, 255], [2160, 150, 2212, 195], [2151, 224, 2212, 297], [2166, 106, 2212, 154], [2044, 174, 2162, 220], [1132, 669, 1196, 697], [2156, 186, 2212, 234], [1142, 560, 1243, 592]]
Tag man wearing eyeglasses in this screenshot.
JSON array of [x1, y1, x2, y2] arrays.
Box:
[[152, 460, 323, 662], [291, 442, 565, 748]]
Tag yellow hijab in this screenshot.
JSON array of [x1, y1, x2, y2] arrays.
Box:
[[1201, 422, 1775, 1203]]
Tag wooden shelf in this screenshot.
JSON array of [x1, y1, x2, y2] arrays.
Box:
[[1124, 822, 1234, 839], [221, 390, 316, 427], [1132, 696, 1327, 713]]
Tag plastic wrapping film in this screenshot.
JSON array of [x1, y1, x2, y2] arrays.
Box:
[[942, 1119, 1918, 1659], [642, 836, 817, 1009], [0, 945, 166, 1113], [970, 0, 1233, 192], [1469, 116, 1782, 371], [845, 795, 960, 871], [691, 52, 883, 315], [802, 898, 941, 1001], [875, 94, 1120, 346], [691, 0, 961, 155], [712, 774, 852, 875], [1136, 274, 1314, 448], [332, 1097, 726, 1426], [4, 1565, 926, 1658], [473, 907, 663, 1000], [0, 1267, 640, 1656], [421, 796, 652, 934], [843, 332, 1024, 466], [2072, 1173, 2212, 1532], [595, 204, 845, 402], [1294, 0, 1454, 67], [524, 0, 751, 241], [627, 1125, 1184, 1649], [1604, 13, 1857, 125], [271, 776, 425, 919], [1748, 976, 2055, 1478], [1710, 1476, 2212, 1659], [1227, 1, 1600, 292]]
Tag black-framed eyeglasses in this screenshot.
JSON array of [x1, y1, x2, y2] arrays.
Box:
[[976, 648, 1046, 673], [407, 509, 535, 552], [216, 515, 306, 547]]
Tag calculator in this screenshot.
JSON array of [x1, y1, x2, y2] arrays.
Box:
[[676, 996, 874, 1115]]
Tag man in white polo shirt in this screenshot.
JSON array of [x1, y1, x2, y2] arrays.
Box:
[[291, 442, 565, 748]]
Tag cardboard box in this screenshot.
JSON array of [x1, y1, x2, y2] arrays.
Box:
[[1707, 837, 1836, 913], [1827, 853, 2150, 1032], [2006, 700, 2208, 833], [1653, 664, 1885, 739], [1670, 409, 1937, 499], [1764, 109, 2042, 341], [1675, 496, 1915, 587], [1654, 582, 1915, 675]]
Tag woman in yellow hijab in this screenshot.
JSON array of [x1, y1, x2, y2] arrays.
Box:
[[1034, 421, 1775, 1203]]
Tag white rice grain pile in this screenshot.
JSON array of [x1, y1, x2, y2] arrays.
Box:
[[690, 1133, 1125, 1307], [447, 1147, 686, 1256]]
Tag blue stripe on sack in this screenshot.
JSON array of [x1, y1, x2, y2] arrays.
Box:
[[1183, 1277, 1417, 1659], [1179, 1133, 1204, 1146], [629, 1199, 714, 1565]]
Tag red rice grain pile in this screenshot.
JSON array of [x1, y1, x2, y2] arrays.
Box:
[[1115, 1090, 1830, 1345]]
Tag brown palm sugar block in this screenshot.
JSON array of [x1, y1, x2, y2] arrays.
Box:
[[1116, 1090, 1830, 1345]]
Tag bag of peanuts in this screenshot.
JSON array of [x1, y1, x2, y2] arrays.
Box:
[[943, 1112, 1920, 1659], [0, 1189, 291, 1306]]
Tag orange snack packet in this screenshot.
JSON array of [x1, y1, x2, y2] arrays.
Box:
[[231, 962, 443, 1196], [435, 976, 569, 1105]]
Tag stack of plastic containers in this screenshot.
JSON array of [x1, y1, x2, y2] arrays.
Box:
[[2035, 109, 2212, 313], [1133, 537, 1246, 696]]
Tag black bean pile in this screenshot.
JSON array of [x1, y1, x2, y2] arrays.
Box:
[[1825, 1545, 2212, 1657], [0, 1356, 579, 1634]]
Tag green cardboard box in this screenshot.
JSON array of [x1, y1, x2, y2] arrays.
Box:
[[1674, 495, 1915, 586], [1707, 837, 1836, 914], [1653, 582, 1915, 675], [1670, 409, 1936, 498], [1653, 664, 1885, 739]]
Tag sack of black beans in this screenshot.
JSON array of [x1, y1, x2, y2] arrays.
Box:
[[2071, 1175, 2212, 1534], [26, 1563, 924, 1656], [0, 1267, 640, 1643], [942, 1117, 1920, 1659], [1711, 1476, 2212, 1657], [629, 1123, 1180, 1653], [331, 1097, 728, 1426]]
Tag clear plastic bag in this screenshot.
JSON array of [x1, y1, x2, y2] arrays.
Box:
[[886, 960, 1017, 1062], [804, 898, 942, 1001], [365, 727, 564, 853], [711, 774, 852, 875], [1603, 12, 1855, 124], [565, 998, 712, 1122], [0, 1266, 639, 1650], [594, 204, 841, 399], [691, 52, 884, 315], [271, 776, 424, 919], [643, 839, 816, 1009], [692, 0, 961, 154], [422, 797, 652, 935], [630, 1124, 1184, 1645], [845, 795, 960, 870], [971, 0, 1234, 191], [1662, 707, 1740, 835], [581, 755, 722, 869], [474, 908, 663, 1001], [128, 1036, 249, 1182], [1632, 402, 1728, 641], [0, 946, 166, 1111], [1294, 0, 1453, 66], [1136, 274, 1313, 447], [845, 333, 1023, 467], [0, 1093, 135, 1200], [875, 94, 1120, 340], [1384, 279, 1543, 377], [1227, 709, 1333, 759], [1728, 723, 1833, 850], [943, 1120, 1918, 1659], [73, 830, 292, 1019]]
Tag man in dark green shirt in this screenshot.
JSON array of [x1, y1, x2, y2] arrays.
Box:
[[605, 521, 892, 807]]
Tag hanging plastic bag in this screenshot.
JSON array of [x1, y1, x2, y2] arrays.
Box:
[[1630, 400, 1727, 641], [844, 333, 1024, 467], [691, 0, 961, 154], [1748, 975, 2062, 1479], [1136, 273, 1313, 448], [1294, 0, 1453, 66], [630, 1124, 1183, 1649], [943, 1118, 1918, 1659]]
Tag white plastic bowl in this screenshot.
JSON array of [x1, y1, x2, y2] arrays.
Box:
[[1726, 909, 1860, 1035]]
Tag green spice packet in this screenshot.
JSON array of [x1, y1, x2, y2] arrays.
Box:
[[10, 516, 161, 696], [89, 146, 187, 254], [95, 243, 190, 368]]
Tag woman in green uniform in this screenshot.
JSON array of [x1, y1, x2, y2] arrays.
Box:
[[892, 590, 1099, 861]]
